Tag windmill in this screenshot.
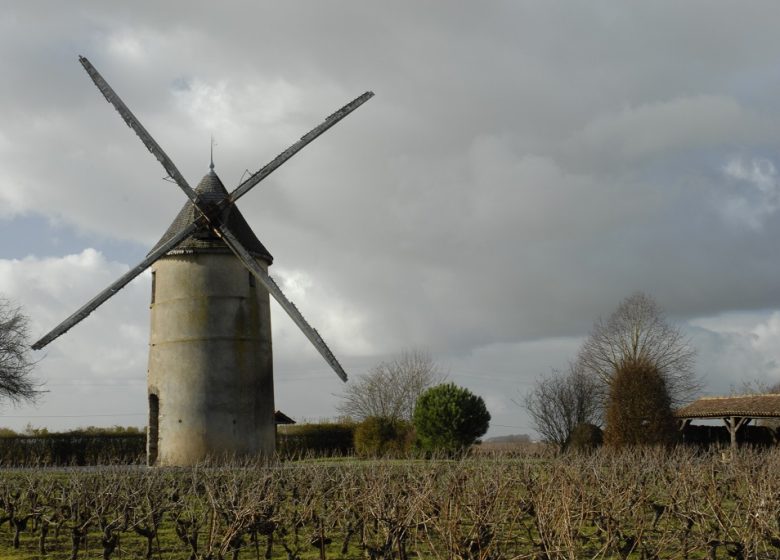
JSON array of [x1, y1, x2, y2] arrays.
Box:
[[32, 56, 373, 466]]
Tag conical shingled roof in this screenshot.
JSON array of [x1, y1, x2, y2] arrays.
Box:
[[148, 170, 273, 263]]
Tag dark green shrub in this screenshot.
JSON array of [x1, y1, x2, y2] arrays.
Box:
[[413, 383, 490, 453], [354, 416, 413, 457], [567, 422, 603, 451]]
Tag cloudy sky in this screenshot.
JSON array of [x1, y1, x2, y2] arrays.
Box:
[[3, 2, 780, 438]]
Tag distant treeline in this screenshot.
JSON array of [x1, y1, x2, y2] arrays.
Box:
[[0, 427, 145, 466], [483, 434, 532, 444]]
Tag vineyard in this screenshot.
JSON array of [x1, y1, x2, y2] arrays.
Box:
[[0, 447, 779, 559]]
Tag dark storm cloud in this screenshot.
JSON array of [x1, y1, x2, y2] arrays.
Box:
[[3, 2, 780, 434]]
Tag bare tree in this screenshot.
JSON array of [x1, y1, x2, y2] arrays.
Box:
[[731, 378, 780, 395], [0, 297, 39, 404], [578, 292, 698, 408], [522, 361, 600, 450], [337, 350, 444, 421]]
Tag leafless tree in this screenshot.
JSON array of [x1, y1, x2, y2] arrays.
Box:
[[0, 297, 39, 404], [337, 350, 444, 421], [732, 378, 780, 395], [578, 292, 698, 408], [522, 361, 600, 450]]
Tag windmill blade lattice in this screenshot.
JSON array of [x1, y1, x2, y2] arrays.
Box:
[[33, 56, 372, 385], [78, 56, 201, 207], [227, 91, 374, 205], [31, 220, 201, 350], [217, 225, 348, 381]]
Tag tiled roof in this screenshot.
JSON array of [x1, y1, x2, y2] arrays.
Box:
[[148, 170, 273, 263], [675, 394, 780, 419]]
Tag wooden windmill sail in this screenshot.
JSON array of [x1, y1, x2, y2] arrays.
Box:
[[32, 56, 372, 465]]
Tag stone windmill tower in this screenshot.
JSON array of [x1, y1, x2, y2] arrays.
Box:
[[32, 56, 372, 466]]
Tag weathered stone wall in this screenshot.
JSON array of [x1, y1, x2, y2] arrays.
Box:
[[147, 252, 274, 466]]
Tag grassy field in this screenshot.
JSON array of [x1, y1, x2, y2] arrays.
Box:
[[0, 447, 778, 559]]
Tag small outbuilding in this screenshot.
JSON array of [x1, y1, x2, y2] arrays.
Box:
[[274, 410, 296, 440], [675, 394, 780, 450], [274, 410, 296, 427]]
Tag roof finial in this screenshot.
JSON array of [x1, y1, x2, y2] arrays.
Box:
[[209, 135, 215, 172]]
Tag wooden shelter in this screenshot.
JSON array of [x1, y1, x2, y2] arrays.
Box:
[[675, 394, 780, 450]]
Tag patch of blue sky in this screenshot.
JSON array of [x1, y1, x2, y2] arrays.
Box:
[[0, 213, 145, 264]]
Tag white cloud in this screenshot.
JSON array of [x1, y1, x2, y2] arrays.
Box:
[[0, 250, 149, 430], [720, 156, 780, 229], [272, 267, 376, 358], [688, 311, 780, 395], [724, 157, 778, 195], [0, 250, 148, 373], [106, 29, 145, 62]]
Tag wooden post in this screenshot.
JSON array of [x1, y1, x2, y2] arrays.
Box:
[[678, 418, 691, 443], [723, 416, 751, 452], [729, 417, 737, 450]]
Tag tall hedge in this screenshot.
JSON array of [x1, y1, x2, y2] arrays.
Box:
[[276, 421, 355, 457], [604, 359, 677, 447], [0, 433, 145, 466]]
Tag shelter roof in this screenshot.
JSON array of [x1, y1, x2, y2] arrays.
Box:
[[148, 170, 273, 263], [274, 410, 296, 425], [675, 394, 780, 419]]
